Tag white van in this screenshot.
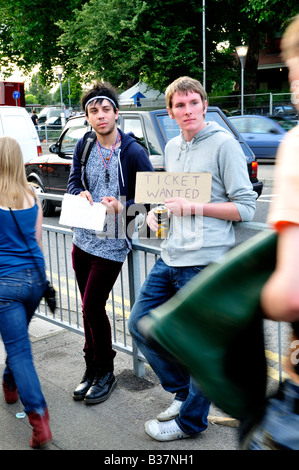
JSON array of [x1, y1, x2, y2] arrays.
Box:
[[0, 106, 42, 163]]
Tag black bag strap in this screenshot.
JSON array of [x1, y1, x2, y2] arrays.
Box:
[[80, 131, 97, 169], [79, 131, 97, 191]]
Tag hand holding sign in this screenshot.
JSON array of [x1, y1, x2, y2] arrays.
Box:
[[165, 197, 195, 216], [59, 193, 106, 231]]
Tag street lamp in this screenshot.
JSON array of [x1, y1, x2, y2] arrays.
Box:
[[236, 45, 248, 115], [55, 66, 66, 124]]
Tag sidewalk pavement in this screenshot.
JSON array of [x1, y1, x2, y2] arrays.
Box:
[[0, 317, 239, 451]]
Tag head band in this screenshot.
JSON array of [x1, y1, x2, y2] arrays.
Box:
[[84, 95, 117, 112]]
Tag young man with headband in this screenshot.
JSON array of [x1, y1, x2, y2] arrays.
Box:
[[67, 82, 153, 404]]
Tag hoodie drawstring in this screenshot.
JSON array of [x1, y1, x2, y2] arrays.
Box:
[[118, 149, 125, 187]]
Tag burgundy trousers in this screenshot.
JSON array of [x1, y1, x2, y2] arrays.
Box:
[[72, 244, 123, 369]]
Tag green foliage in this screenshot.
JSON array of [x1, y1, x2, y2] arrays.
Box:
[[27, 73, 53, 105], [25, 93, 38, 104], [52, 79, 82, 108], [0, 0, 86, 84], [242, 0, 298, 27], [0, 0, 298, 94]]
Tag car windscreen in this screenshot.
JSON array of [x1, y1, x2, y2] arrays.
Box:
[[156, 114, 180, 142], [60, 125, 88, 154], [205, 111, 238, 136], [156, 110, 240, 143]]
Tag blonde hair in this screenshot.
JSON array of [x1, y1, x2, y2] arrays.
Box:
[[281, 15, 299, 61], [0, 136, 35, 209], [165, 76, 207, 110]]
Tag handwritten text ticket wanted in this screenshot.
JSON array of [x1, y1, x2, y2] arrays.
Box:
[[135, 172, 212, 204]]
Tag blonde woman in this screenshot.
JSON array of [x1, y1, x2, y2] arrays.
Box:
[[0, 136, 52, 448]]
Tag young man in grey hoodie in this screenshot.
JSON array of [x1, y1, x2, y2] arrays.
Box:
[[128, 76, 257, 442]]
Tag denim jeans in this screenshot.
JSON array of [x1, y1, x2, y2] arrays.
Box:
[[128, 257, 210, 436], [72, 245, 123, 368], [0, 268, 48, 415], [245, 379, 299, 450]]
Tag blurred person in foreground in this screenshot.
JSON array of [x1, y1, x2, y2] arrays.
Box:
[[0, 136, 52, 448], [128, 76, 257, 442], [245, 15, 299, 450]]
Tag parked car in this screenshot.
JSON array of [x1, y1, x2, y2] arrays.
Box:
[[0, 106, 42, 163], [229, 115, 287, 160], [37, 107, 62, 124], [38, 116, 63, 140], [25, 107, 263, 216], [268, 115, 298, 131], [272, 104, 298, 120]]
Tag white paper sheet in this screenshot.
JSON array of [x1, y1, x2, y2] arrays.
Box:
[[59, 193, 106, 231]]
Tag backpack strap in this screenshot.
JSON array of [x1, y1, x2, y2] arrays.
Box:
[[79, 131, 96, 190], [80, 130, 97, 168]]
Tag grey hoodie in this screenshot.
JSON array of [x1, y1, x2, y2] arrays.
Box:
[[161, 121, 257, 267]]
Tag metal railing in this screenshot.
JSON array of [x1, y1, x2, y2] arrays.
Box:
[[36, 195, 163, 377], [208, 92, 296, 117], [36, 223, 150, 375], [38, 124, 63, 143], [36, 194, 285, 381]]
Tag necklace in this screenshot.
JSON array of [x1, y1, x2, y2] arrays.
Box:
[[97, 131, 121, 186]]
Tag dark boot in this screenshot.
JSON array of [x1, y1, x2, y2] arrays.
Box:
[[28, 408, 52, 448], [73, 357, 96, 401], [84, 362, 117, 404], [2, 381, 18, 404]]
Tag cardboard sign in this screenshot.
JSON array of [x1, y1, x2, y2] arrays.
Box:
[[135, 172, 212, 204]]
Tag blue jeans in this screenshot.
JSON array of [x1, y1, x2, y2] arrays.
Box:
[[128, 257, 210, 436], [245, 379, 299, 450], [0, 268, 48, 415]]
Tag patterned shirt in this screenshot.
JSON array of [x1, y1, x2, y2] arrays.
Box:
[[73, 141, 129, 262]]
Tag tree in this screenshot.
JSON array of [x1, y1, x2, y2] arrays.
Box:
[[27, 73, 53, 105], [25, 93, 38, 105], [0, 0, 87, 84], [0, 0, 298, 94], [52, 78, 83, 108], [227, 0, 298, 93], [58, 0, 209, 91], [57, 0, 298, 93]]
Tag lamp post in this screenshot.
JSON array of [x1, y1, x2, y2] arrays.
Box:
[[236, 45, 248, 115], [55, 66, 66, 125]]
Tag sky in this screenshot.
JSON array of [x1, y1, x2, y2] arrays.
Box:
[[1, 65, 58, 92]]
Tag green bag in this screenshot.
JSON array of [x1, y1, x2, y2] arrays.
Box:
[[144, 230, 277, 420]]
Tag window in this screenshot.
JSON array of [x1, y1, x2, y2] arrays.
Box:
[[123, 118, 145, 142], [123, 115, 163, 156], [156, 115, 180, 142], [249, 117, 275, 134], [230, 117, 248, 133], [61, 125, 87, 154]]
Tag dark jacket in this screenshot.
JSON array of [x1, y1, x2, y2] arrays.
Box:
[[67, 128, 154, 238]]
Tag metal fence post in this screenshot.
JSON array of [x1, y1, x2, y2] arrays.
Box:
[[127, 248, 146, 377]]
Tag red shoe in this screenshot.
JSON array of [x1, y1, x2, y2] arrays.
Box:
[[28, 408, 52, 448], [2, 382, 18, 404]]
